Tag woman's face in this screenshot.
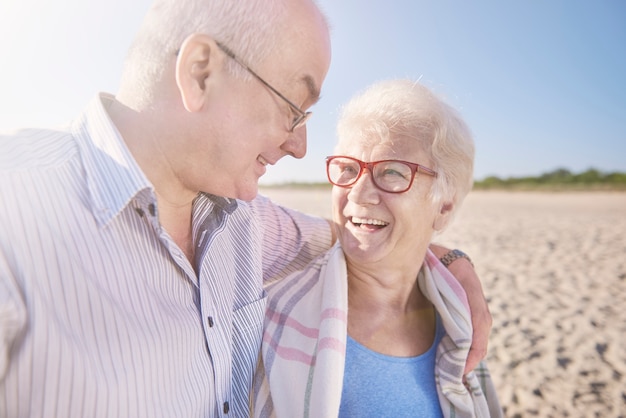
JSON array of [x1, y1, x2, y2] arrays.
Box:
[[332, 134, 444, 269]]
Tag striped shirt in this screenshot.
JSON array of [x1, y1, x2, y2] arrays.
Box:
[[0, 94, 332, 417]]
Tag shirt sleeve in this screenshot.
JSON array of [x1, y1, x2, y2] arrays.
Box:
[[0, 251, 27, 381], [250, 194, 333, 287]]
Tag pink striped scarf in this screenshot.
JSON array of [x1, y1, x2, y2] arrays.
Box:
[[252, 244, 502, 417]]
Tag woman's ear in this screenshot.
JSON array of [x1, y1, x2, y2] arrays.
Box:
[[175, 34, 222, 112], [433, 201, 454, 231]]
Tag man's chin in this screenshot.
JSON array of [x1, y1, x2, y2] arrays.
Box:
[[230, 181, 259, 202], [200, 179, 258, 202]]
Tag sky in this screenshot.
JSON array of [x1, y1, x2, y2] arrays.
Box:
[[1, 1, 624, 185]]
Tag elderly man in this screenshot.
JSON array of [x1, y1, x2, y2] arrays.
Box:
[[0, 0, 489, 416]]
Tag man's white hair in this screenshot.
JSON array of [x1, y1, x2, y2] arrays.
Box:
[[119, 0, 294, 106]]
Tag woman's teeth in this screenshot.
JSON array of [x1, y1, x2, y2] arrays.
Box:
[[351, 217, 388, 227]]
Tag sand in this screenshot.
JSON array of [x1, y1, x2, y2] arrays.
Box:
[[259, 188, 626, 417]]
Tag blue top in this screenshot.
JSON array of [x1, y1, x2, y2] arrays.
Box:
[[339, 313, 445, 418]]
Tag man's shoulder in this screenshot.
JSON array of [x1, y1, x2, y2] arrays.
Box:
[[0, 126, 76, 172]]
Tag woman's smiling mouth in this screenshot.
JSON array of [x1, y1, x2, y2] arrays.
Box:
[[350, 216, 389, 229]]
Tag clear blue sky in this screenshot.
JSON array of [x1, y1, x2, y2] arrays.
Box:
[[1, 0, 624, 184]]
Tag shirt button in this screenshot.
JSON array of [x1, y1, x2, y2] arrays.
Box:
[[223, 401, 229, 414], [208, 316, 214, 327], [148, 203, 156, 216]]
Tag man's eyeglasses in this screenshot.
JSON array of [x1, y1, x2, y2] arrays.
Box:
[[216, 42, 312, 132], [326, 155, 438, 194]]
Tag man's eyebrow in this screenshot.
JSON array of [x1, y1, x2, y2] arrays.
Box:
[[302, 74, 321, 105]]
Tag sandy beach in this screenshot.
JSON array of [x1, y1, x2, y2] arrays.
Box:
[[259, 188, 626, 417]]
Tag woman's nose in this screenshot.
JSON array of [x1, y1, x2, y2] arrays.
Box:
[[348, 169, 380, 204]]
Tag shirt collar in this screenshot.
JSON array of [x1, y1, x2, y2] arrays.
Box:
[[72, 93, 153, 227], [199, 193, 239, 214]]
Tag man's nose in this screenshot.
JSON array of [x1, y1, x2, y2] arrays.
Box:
[[281, 125, 307, 159]]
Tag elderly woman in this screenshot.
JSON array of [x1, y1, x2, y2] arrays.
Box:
[[252, 80, 502, 417]]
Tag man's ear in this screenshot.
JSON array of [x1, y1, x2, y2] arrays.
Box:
[[433, 201, 454, 231], [175, 34, 222, 112]]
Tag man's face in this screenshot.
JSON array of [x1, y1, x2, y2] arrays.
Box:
[[193, 0, 332, 201]]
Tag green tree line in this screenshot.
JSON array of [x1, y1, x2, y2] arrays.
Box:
[[474, 168, 626, 191]]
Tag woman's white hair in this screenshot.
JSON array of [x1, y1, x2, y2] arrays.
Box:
[[336, 79, 475, 225], [119, 0, 296, 106]]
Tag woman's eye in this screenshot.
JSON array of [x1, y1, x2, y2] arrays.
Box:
[[342, 166, 358, 175], [382, 168, 406, 178]]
